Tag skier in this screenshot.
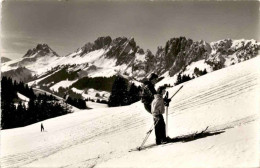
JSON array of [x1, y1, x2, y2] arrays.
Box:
[[41, 123, 44, 132], [141, 73, 159, 113], [151, 86, 168, 145]]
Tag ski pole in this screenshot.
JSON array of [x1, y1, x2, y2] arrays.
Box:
[[138, 119, 159, 150], [165, 91, 169, 137], [166, 106, 168, 137], [170, 85, 183, 100], [165, 85, 183, 137]]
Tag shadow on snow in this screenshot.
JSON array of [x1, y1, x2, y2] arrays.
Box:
[[135, 130, 225, 151]]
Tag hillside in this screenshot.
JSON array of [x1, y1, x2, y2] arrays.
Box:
[[1, 56, 259, 168]]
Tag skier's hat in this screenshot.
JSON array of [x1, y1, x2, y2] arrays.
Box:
[[157, 86, 166, 94], [148, 73, 158, 81]]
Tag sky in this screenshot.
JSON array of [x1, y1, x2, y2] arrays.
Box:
[[1, 0, 259, 60]]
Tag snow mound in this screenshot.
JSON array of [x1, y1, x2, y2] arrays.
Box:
[[17, 92, 30, 102], [1, 56, 259, 168]]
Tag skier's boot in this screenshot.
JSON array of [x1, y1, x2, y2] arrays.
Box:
[[166, 136, 171, 142], [156, 139, 161, 145], [161, 139, 168, 144]]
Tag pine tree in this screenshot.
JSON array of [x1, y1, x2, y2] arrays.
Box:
[[128, 83, 141, 104], [175, 73, 182, 85], [203, 68, 207, 75], [108, 76, 128, 107], [16, 101, 26, 127]]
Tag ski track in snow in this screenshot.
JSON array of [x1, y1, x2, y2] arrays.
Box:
[[1, 57, 259, 167], [170, 73, 258, 114]]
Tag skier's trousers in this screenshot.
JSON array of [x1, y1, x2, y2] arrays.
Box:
[[153, 114, 166, 144]]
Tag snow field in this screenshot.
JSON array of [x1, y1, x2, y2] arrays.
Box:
[[71, 87, 110, 101], [86, 101, 108, 109], [50, 79, 78, 92], [1, 56, 259, 167]]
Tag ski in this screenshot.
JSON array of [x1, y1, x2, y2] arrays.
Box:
[[129, 126, 210, 152], [129, 144, 157, 152], [201, 126, 209, 133]]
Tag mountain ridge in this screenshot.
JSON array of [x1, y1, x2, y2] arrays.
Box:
[[1, 36, 259, 100]]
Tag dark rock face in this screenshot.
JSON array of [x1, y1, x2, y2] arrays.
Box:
[[212, 39, 233, 55], [153, 37, 210, 76], [106, 37, 138, 65], [168, 40, 210, 76], [144, 49, 156, 73], [94, 36, 112, 49], [80, 36, 112, 56], [137, 48, 144, 54], [23, 44, 59, 58]]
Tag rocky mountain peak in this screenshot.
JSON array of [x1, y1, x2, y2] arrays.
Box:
[[206, 39, 259, 70], [105, 36, 139, 65], [23, 43, 59, 58], [95, 36, 112, 48], [1, 57, 12, 63], [152, 37, 212, 76], [80, 36, 112, 56], [137, 48, 144, 54]]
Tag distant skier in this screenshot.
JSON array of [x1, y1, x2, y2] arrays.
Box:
[[41, 123, 44, 132], [151, 86, 168, 145], [141, 73, 159, 113]]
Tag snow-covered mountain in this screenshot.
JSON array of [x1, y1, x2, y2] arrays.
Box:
[[1, 67, 33, 82], [1, 36, 259, 100], [1, 44, 60, 75], [207, 39, 259, 69], [1, 57, 12, 63], [153, 37, 259, 76], [1, 55, 259, 168]]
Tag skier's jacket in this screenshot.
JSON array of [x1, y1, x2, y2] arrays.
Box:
[[151, 94, 165, 117], [141, 80, 157, 106]]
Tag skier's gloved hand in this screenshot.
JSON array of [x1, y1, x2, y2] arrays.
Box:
[[164, 98, 171, 106], [153, 115, 159, 122]]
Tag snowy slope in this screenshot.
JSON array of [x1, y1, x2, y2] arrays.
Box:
[[50, 79, 78, 92], [86, 101, 108, 109], [1, 56, 259, 168], [71, 87, 110, 101]]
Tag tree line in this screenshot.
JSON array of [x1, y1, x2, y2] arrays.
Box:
[[66, 96, 88, 109], [108, 76, 141, 107], [175, 68, 207, 85], [1, 76, 71, 129]]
